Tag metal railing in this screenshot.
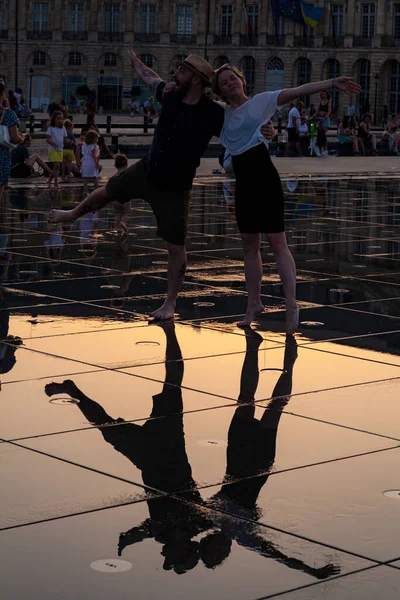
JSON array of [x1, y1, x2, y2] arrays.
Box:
[[134, 32, 160, 43], [62, 31, 88, 40], [98, 31, 124, 41], [170, 34, 196, 44], [27, 30, 52, 40]]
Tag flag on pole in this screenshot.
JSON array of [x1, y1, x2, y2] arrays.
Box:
[[243, 0, 254, 39], [300, 2, 323, 29], [270, 0, 323, 29]]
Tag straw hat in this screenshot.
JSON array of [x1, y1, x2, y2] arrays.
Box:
[[176, 55, 213, 84]]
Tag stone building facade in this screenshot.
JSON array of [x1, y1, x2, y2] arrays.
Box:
[[0, 0, 399, 119]]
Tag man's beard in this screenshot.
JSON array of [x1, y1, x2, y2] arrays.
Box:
[[173, 77, 193, 98]]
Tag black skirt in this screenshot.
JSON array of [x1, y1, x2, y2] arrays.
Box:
[[232, 143, 285, 234]]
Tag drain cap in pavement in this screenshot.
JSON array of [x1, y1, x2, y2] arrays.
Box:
[[49, 396, 80, 406], [193, 302, 215, 307], [300, 321, 324, 328], [135, 341, 160, 346], [383, 490, 400, 500], [90, 559, 132, 573]]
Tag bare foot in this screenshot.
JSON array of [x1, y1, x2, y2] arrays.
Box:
[[45, 379, 78, 398], [286, 305, 299, 336], [150, 301, 175, 320], [48, 209, 74, 224], [244, 327, 264, 348], [238, 304, 266, 328]]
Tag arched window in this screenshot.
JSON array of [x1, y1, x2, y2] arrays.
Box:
[[326, 58, 340, 112], [104, 52, 117, 67], [214, 55, 229, 69], [389, 61, 400, 113], [242, 56, 255, 95], [356, 59, 371, 108], [297, 57, 311, 107], [68, 52, 81, 66], [266, 57, 284, 91], [33, 51, 47, 66]]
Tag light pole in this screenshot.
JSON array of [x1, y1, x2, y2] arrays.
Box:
[[204, 0, 211, 61], [99, 69, 104, 111], [15, 0, 19, 89], [374, 73, 380, 126], [29, 68, 34, 109]]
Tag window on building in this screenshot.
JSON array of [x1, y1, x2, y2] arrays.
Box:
[[326, 58, 340, 111], [140, 4, 156, 34], [105, 3, 120, 33], [274, 15, 284, 36], [214, 55, 229, 68], [389, 61, 400, 113], [104, 52, 117, 66], [219, 5, 233, 37], [68, 51, 81, 66], [0, 4, 3, 33], [394, 4, 400, 39], [361, 3, 375, 38], [242, 56, 255, 95], [330, 4, 344, 38], [33, 50, 47, 65], [357, 58, 371, 106], [32, 3, 49, 32], [297, 57, 311, 107], [247, 4, 259, 37], [176, 5, 192, 36], [140, 54, 154, 68], [67, 3, 84, 32]]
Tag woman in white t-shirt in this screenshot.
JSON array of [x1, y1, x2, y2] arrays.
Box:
[[211, 65, 360, 332]]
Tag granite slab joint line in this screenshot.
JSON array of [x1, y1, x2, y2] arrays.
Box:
[[253, 564, 384, 600], [0, 497, 150, 533], [301, 342, 400, 369], [1, 367, 102, 386], [1, 438, 167, 498], [173, 494, 384, 567], [283, 409, 400, 443]]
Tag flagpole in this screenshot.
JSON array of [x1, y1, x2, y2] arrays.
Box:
[[204, 0, 211, 61]]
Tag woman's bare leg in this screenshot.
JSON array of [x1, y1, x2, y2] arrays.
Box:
[[266, 232, 298, 335], [238, 232, 266, 328]]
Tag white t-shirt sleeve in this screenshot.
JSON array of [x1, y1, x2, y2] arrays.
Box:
[[248, 90, 282, 125], [46, 127, 52, 136], [62, 126, 67, 137]]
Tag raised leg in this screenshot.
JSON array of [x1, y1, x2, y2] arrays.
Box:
[[48, 187, 112, 224]]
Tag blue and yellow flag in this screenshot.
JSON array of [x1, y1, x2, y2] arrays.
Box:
[[270, 0, 323, 29], [300, 2, 323, 29]]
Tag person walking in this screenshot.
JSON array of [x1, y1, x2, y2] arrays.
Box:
[[211, 65, 360, 332], [0, 83, 23, 200]]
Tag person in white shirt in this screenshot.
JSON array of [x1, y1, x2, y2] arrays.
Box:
[[285, 100, 303, 157], [211, 65, 360, 332]]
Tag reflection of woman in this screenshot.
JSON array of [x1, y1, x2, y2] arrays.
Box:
[[0, 83, 24, 202], [315, 90, 332, 156], [211, 65, 359, 332]]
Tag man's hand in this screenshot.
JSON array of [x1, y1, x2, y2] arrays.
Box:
[[260, 121, 276, 141], [162, 82, 177, 97], [128, 44, 138, 68]]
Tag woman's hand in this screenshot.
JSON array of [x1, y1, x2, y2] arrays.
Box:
[[333, 77, 361, 96]]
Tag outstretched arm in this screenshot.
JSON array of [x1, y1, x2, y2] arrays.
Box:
[[118, 519, 153, 555], [278, 77, 361, 106], [128, 44, 163, 95]]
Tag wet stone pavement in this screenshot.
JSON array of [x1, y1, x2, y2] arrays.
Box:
[[2, 175, 400, 599]]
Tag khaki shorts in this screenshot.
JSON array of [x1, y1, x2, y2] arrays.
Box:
[[106, 159, 190, 246]]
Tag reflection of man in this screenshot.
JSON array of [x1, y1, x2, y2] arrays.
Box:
[[45, 326, 339, 579]]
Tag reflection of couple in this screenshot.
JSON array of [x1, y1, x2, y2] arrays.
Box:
[[45, 324, 339, 578]]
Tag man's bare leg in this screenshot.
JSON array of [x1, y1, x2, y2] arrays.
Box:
[[238, 232, 266, 328], [150, 242, 186, 320], [48, 187, 112, 224], [266, 232, 298, 335]]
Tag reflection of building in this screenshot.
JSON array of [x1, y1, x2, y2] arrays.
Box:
[[0, 1, 399, 114]]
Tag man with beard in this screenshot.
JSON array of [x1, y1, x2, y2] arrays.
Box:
[[48, 46, 273, 320]]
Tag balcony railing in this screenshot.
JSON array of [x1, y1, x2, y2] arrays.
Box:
[[63, 31, 88, 41], [0, 30, 8, 39], [27, 30, 52, 40], [353, 35, 373, 47], [134, 32, 160, 43], [170, 34, 196, 44], [294, 35, 314, 47], [98, 32, 124, 41], [323, 35, 344, 47], [240, 34, 258, 45], [214, 35, 232, 45], [381, 34, 400, 47], [265, 34, 285, 46]]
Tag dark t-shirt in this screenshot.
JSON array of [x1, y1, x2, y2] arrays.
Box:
[[11, 145, 29, 169], [144, 82, 224, 191]]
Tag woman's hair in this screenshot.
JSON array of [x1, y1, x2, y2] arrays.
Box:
[[320, 90, 332, 101], [342, 115, 350, 128], [210, 64, 247, 103], [23, 135, 32, 143], [114, 153, 128, 169], [8, 90, 14, 97], [50, 110, 63, 127], [86, 114, 95, 125], [0, 82, 5, 96], [85, 130, 98, 145], [60, 99, 67, 106], [64, 119, 73, 130]]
